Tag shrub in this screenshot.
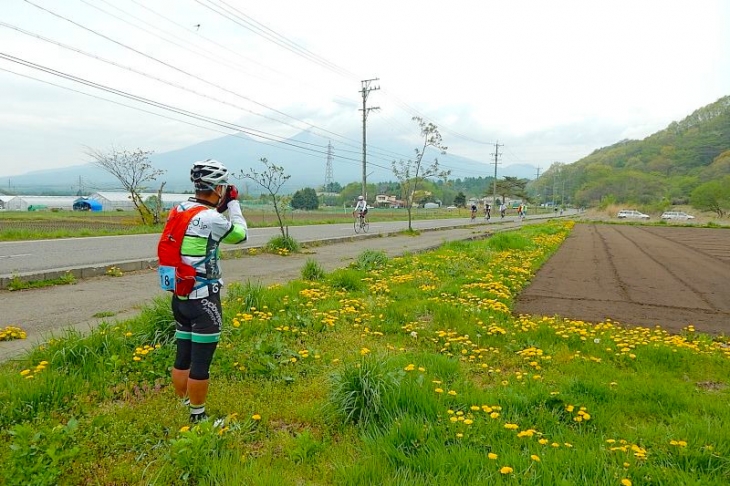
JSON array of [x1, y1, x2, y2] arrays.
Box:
[[487, 232, 531, 251], [352, 249, 388, 271], [301, 258, 325, 281], [265, 235, 300, 254], [329, 357, 401, 427], [327, 268, 365, 292]]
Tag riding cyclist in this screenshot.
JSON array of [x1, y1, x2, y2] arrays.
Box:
[[470, 203, 477, 220], [353, 195, 368, 221]]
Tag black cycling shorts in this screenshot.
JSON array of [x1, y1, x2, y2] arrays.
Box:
[[172, 290, 222, 344]]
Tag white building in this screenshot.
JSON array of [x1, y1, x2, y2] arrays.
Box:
[[3, 195, 78, 211], [90, 192, 192, 211], [0, 195, 13, 210]]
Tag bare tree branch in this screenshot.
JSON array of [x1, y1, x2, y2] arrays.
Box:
[[84, 146, 165, 226], [392, 117, 451, 231], [239, 158, 291, 237]]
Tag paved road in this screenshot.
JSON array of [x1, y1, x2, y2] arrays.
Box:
[[0, 215, 548, 283]]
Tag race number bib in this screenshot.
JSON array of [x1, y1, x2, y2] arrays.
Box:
[[158, 265, 176, 291]]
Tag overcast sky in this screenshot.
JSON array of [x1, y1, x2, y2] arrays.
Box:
[[1, 0, 729, 181]]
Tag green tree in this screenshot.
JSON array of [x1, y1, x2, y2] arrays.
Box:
[[291, 187, 319, 210], [454, 192, 466, 207], [691, 176, 730, 217], [323, 181, 342, 193], [339, 182, 376, 207], [495, 176, 529, 206], [392, 117, 450, 231], [240, 158, 291, 237]]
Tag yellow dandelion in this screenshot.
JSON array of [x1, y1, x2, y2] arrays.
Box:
[[252, 414, 262, 421], [434, 388, 444, 394], [488, 453, 498, 460], [179, 426, 190, 433], [621, 479, 632, 486], [499, 466, 513, 474], [530, 454, 541, 462]]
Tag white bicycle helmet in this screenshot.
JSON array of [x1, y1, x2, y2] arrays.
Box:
[[358, 195, 364, 200], [191, 159, 228, 190]]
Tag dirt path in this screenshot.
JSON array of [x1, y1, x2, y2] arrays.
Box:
[[514, 224, 730, 334]]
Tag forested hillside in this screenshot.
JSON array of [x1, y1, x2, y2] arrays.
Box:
[[530, 95, 730, 211]]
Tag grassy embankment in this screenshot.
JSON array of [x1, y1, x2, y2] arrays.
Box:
[[1, 220, 729, 485]]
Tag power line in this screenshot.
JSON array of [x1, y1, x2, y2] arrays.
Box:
[[0, 54, 389, 171], [125, 0, 359, 110], [195, 0, 358, 80], [13, 2, 509, 179], [23, 0, 379, 159]]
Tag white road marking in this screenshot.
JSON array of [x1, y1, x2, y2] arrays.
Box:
[[0, 253, 32, 259]]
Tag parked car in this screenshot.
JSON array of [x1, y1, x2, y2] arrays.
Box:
[[446, 205, 457, 210], [617, 209, 650, 219], [661, 211, 695, 220]]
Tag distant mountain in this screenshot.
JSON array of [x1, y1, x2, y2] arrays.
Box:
[[0, 131, 537, 195], [530, 95, 730, 206]]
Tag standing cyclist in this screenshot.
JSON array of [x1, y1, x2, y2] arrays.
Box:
[[353, 195, 368, 221], [168, 159, 247, 423]]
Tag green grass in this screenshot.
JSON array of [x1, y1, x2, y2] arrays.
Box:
[[2, 220, 729, 485], [7, 271, 76, 290]]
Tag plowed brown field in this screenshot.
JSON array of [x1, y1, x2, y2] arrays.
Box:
[[514, 223, 730, 334]]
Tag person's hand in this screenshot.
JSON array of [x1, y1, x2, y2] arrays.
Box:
[[217, 184, 239, 213]]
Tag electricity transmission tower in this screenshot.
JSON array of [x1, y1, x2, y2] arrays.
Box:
[[324, 141, 334, 191], [360, 78, 379, 199]]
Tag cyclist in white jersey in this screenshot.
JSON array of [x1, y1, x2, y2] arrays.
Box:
[[353, 195, 368, 219], [171, 159, 247, 423]]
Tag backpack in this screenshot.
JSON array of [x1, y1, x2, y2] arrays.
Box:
[[157, 204, 208, 296]]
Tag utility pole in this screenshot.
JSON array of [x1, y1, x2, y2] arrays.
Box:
[[535, 166, 541, 208], [491, 141, 503, 205], [360, 78, 379, 199]]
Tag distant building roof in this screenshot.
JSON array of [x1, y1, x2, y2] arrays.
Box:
[[90, 192, 192, 202], [9, 196, 77, 207]]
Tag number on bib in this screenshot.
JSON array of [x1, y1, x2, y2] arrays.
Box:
[[158, 265, 176, 291]]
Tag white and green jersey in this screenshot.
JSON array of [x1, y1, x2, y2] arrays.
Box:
[[178, 199, 247, 299]]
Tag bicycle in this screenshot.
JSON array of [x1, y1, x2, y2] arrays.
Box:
[[354, 213, 369, 234]]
